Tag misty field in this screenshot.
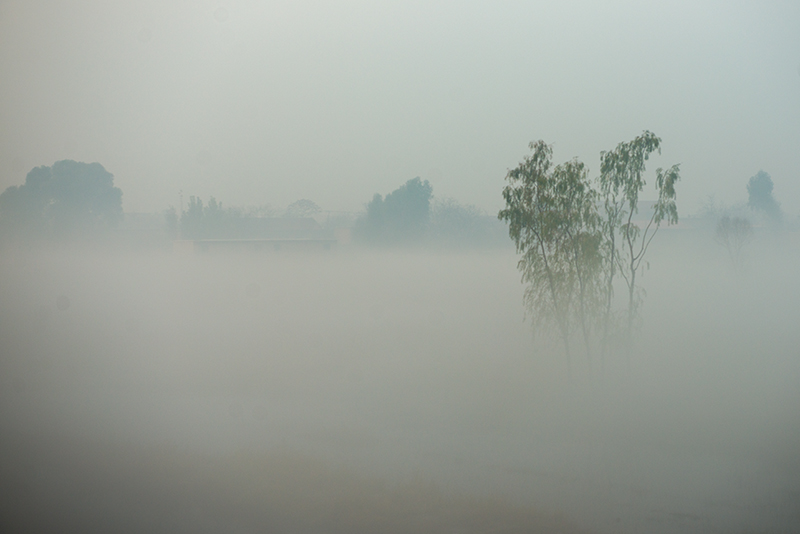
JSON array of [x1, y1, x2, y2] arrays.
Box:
[[1, 236, 799, 533]]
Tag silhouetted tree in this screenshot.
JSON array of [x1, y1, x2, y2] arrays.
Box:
[[355, 177, 432, 244], [285, 199, 321, 218], [180, 196, 206, 239], [180, 196, 239, 239], [428, 198, 503, 247], [164, 206, 179, 239], [0, 160, 122, 241], [715, 215, 753, 272], [747, 170, 781, 224]]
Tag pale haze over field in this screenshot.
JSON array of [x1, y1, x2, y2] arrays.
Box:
[[1, 0, 799, 214], [3, 3, 800, 533]]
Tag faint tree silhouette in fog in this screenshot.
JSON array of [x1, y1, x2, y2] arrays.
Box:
[[0, 160, 122, 241], [598, 131, 680, 344], [177, 195, 325, 240], [164, 206, 179, 239], [428, 198, 508, 248], [246, 204, 276, 218], [285, 199, 321, 218], [715, 215, 753, 273], [498, 141, 603, 368], [747, 170, 781, 224], [179, 196, 234, 239], [180, 196, 207, 239], [355, 177, 432, 244]]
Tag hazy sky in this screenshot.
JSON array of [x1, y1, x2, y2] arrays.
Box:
[[1, 0, 798, 215]]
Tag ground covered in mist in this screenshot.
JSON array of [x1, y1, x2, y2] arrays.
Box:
[[1, 235, 799, 533]]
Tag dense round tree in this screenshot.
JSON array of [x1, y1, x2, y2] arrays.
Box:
[[747, 170, 781, 223], [355, 177, 433, 244], [0, 160, 122, 240]]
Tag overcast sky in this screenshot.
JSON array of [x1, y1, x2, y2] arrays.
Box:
[[1, 0, 798, 216]]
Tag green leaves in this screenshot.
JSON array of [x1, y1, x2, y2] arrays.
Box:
[[597, 132, 681, 340], [654, 164, 680, 225], [499, 141, 604, 359], [501, 131, 683, 360], [599, 130, 661, 216]]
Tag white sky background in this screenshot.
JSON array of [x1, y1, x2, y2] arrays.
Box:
[[0, 0, 798, 216]]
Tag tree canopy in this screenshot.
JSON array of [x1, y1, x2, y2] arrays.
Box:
[[285, 199, 321, 218], [355, 177, 433, 244], [500, 132, 682, 367], [499, 141, 603, 364], [598, 131, 680, 337], [747, 170, 781, 223], [0, 160, 122, 240]]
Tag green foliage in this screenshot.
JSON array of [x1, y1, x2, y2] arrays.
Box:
[[654, 165, 680, 225], [498, 141, 603, 362], [355, 177, 432, 244], [599, 131, 661, 215], [598, 132, 680, 338], [0, 160, 122, 241], [500, 132, 682, 366]]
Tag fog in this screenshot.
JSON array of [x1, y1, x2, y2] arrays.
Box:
[[2, 234, 799, 533], [1, 1, 799, 214], [2, 1, 800, 532]]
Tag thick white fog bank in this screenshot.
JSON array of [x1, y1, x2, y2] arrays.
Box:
[[1, 235, 799, 533]]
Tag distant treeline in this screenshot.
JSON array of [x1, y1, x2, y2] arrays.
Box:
[[167, 197, 326, 241], [170, 178, 507, 248], [0, 160, 510, 248], [1, 157, 788, 250]]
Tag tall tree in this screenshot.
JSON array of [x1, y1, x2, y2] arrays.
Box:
[[499, 141, 602, 367], [552, 158, 602, 361], [598, 131, 680, 340]]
